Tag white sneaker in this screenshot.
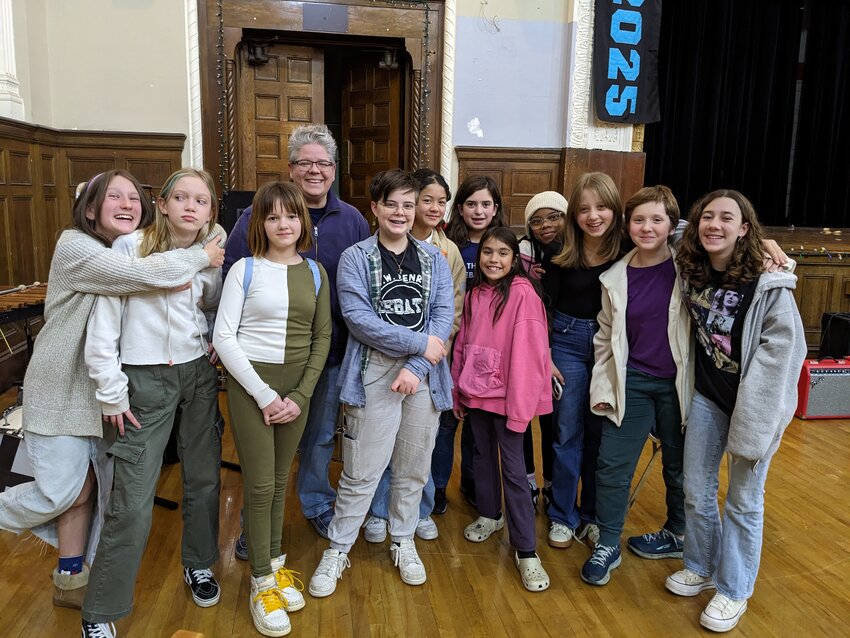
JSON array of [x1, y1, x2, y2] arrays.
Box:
[[270, 554, 305, 612], [308, 549, 350, 598], [700, 593, 748, 632], [665, 568, 716, 597], [415, 516, 439, 540], [576, 522, 600, 549], [363, 515, 388, 543], [390, 539, 426, 585], [515, 553, 550, 592], [250, 574, 291, 637], [548, 521, 574, 548]]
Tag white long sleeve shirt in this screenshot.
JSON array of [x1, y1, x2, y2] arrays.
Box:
[[213, 256, 330, 410], [85, 230, 223, 415]]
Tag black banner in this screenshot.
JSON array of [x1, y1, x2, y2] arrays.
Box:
[[593, 0, 662, 124]]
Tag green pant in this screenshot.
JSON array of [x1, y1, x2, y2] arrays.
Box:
[[227, 361, 310, 577], [83, 356, 222, 623], [595, 367, 684, 548]]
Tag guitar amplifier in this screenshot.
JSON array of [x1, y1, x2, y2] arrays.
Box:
[[796, 359, 850, 419]]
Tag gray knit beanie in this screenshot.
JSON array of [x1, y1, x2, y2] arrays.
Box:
[[524, 191, 568, 223]]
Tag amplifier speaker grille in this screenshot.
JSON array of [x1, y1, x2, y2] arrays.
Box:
[[802, 368, 850, 418]]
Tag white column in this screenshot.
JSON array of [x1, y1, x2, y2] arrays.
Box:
[[440, 0, 456, 183], [566, 0, 632, 152], [0, 0, 25, 120], [185, 0, 203, 168]]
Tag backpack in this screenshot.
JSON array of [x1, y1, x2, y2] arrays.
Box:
[[241, 256, 321, 298]]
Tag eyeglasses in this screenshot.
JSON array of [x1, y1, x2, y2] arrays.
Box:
[[528, 212, 564, 228], [291, 159, 335, 170], [381, 200, 416, 212]]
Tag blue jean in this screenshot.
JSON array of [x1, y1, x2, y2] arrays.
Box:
[[549, 311, 605, 528], [430, 410, 475, 490], [296, 363, 342, 519], [683, 392, 773, 601]]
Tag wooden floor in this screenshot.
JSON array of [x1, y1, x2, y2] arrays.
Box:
[[1, 390, 848, 637]]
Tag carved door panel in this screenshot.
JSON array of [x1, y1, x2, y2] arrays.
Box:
[[238, 44, 324, 189], [341, 54, 402, 227]]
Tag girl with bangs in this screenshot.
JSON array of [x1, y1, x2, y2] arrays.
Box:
[[451, 226, 552, 592], [545, 172, 625, 551], [82, 168, 227, 637], [437, 175, 507, 508], [214, 182, 331, 637], [665, 190, 805, 633], [0, 169, 223, 620]]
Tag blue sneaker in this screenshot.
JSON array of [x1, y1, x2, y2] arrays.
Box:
[[235, 531, 248, 561], [308, 508, 334, 540], [627, 528, 684, 560], [580, 544, 621, 586]]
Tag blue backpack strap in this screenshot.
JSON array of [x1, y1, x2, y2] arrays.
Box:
[[242, 256, 254, 297], [306, 258, 321, 297]]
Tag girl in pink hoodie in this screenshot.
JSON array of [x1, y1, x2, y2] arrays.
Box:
[[451, 227, 552, 592]]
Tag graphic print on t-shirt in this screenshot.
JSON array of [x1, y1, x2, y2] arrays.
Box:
[[378, 243, 425, 331], [686, 284, 747, 373]]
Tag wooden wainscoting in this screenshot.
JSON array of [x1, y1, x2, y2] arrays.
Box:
[[0, 116, 185, 391], [767, 227, 850, 355], [456, 146, 646, 233]]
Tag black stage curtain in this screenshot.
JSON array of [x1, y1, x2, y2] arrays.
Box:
[[643, 1, 801, 224], [789, 1, 850, 228]]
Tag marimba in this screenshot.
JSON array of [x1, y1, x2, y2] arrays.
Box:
[[0, 283, 47, 358]]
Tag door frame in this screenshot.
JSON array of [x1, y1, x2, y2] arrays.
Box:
[[198, 0, 444, 194]]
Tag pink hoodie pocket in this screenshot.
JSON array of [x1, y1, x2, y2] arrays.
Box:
[[457, 344, 504, 398]]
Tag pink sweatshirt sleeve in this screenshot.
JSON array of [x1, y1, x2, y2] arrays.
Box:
[[505, 290, 552, 431]]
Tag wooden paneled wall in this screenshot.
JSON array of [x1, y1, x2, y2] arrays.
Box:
[[0, 117, 184, 391], [0, 117, 185, 285], [456, 146, 646, 232]]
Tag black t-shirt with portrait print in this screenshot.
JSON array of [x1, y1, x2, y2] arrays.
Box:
[[377, 240, 425, 332], [684, 269, 757, 416]]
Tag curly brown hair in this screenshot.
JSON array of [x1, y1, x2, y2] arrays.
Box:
[[676, 189, 765, 288]]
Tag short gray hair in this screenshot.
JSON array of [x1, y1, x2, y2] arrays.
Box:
[[287, 124, 338, 163]]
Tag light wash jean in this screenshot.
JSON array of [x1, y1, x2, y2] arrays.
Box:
[[0, 431, 113, 565], [296, 363, 342, 519], [683, 392, 773, 601], [328, 352, 439, 554]]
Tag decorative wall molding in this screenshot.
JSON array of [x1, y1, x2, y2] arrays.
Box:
[[0, 0, 24, 120], [185, 0, 203, 167], [440, 0, 456, 182], [566, 0, 633, 152]]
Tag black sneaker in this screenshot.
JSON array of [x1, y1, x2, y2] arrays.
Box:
[[627, 528, 684, 559], [81, 621, 117, 637], [433, 488, 448, 515], [234, 531, 248, 561], [530, 486, 540, 508], [183, 567, 221, 607]]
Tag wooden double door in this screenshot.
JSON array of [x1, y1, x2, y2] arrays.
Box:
[[237, 43, 402, 221]]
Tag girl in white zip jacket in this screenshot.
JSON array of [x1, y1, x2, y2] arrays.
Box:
[[585, 186, 693, 586], [82, 168, 226, 637]]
